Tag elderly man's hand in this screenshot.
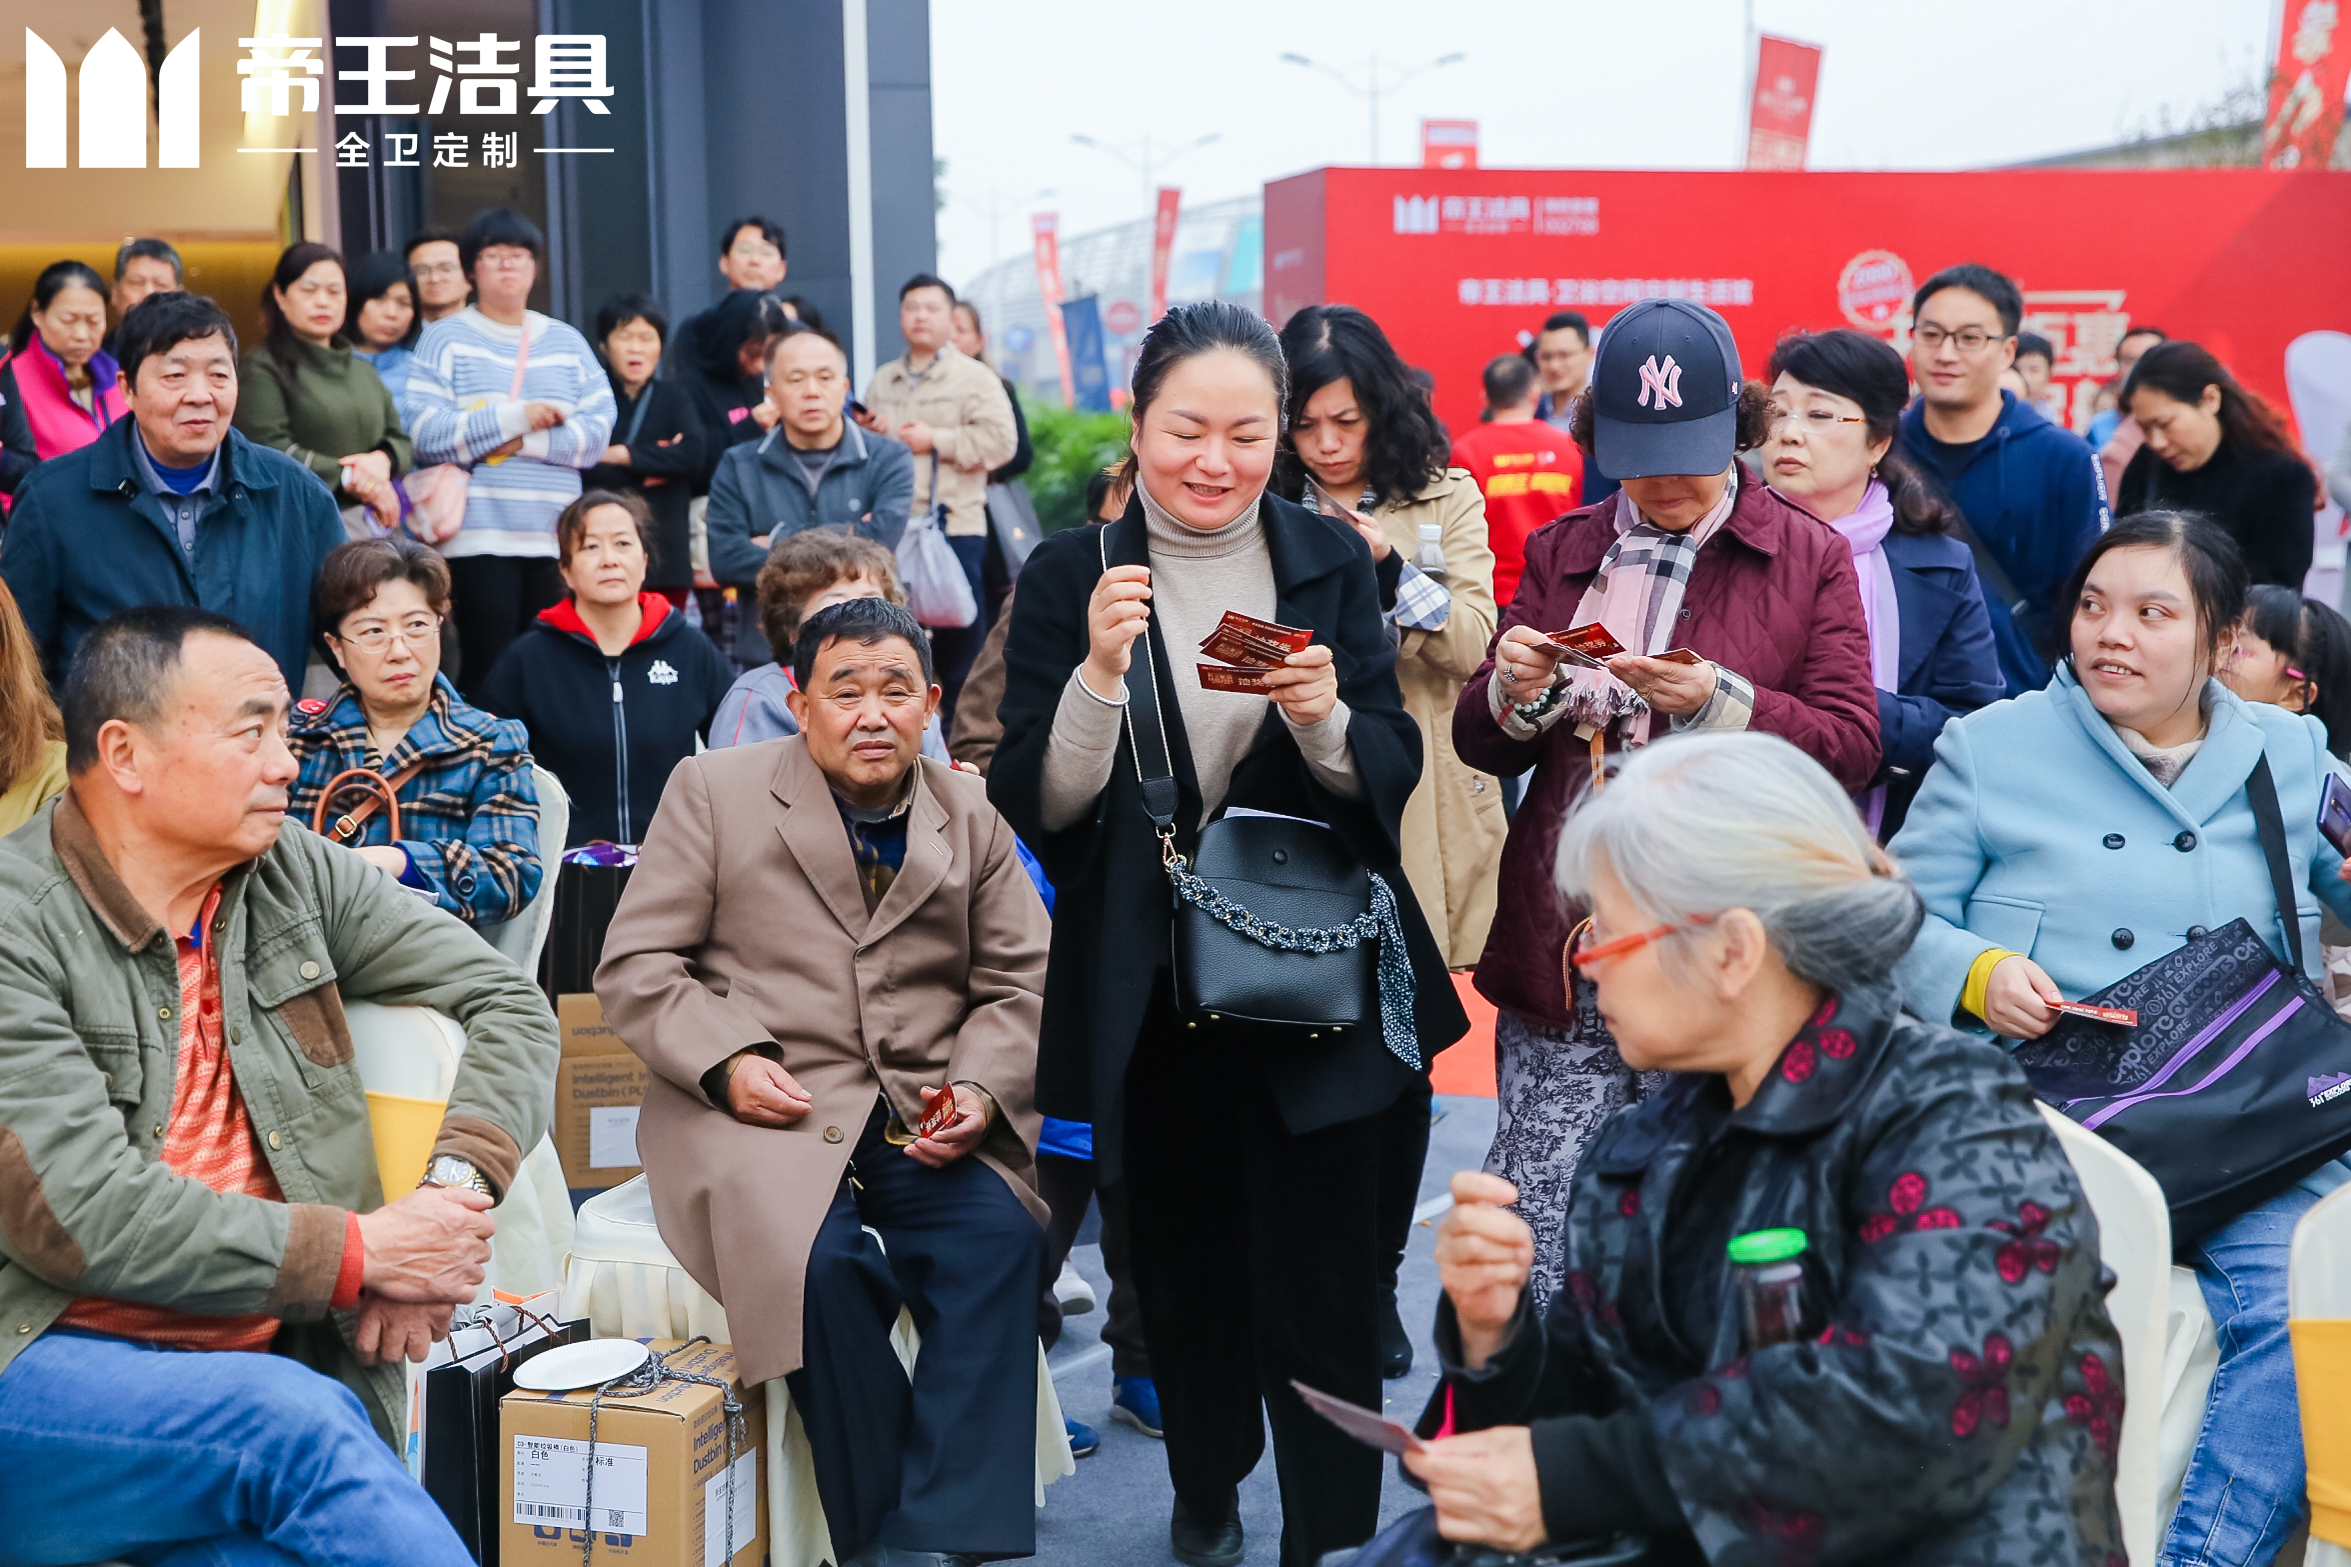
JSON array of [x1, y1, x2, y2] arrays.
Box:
[[727, 1055, 814, 1127], [1402, 1426, 1547, 1554], [1435, 1171, 1533, 1370], [354, 1296, 454, 1365], [904, 1084, 987, 1168], [357, 1184, 495, 1303]]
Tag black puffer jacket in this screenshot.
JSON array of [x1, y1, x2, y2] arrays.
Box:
[[476, 594, 733, 847], [1425, 984, 2127, 1566]]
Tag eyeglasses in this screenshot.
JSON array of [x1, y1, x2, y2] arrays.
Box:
[[412, 261, 463, 280], [1766, 405, 1869, 432], [336, 615, 442, 654], [1912, 325, 2009, 355], [1565, 912, 1715, 970]]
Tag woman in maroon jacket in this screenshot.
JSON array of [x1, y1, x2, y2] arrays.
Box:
[[1451, 299, 1878, 1303]]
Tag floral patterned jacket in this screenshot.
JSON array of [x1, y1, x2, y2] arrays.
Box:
[[1425, 984, 2127, 1566]]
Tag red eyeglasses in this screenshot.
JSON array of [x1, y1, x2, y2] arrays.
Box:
[[1565, 912, 1716, 970]]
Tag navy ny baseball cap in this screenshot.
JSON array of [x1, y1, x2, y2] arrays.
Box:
[[1590, 298, 1744, 479]]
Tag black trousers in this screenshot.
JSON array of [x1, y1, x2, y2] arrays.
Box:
[[1377, 1074, 1435, 1298], [782, 1101, 1043, 1561], [1125, 997, 1388, 1567], [1037, 1153, 1151, 1377], [931, 532, 993, 730], [446, 554, 566, 698]]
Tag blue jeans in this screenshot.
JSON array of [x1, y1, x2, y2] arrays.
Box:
[[0, 1327, 469, 1567], [2160, 1183, 2321, 1567]]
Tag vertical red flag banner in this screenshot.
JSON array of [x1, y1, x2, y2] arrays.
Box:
[[1032, 213, 1075, 406], [2265, 0, 2350, 170], [1148, 188, 1182, 324], [1745, 36, 1823, 172], [1422, 119, 1479, 170]]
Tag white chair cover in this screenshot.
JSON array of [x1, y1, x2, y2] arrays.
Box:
[[2037, 1105, 2179, 1567], [563, 1174, 1074, 1567], [345, 1000, 574, 1302], [477, 765, 568, 976]]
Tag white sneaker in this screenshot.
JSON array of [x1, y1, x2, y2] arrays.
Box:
[[1053, 1260, 1097, 1315]]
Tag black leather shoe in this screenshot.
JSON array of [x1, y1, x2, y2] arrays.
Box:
[[1380, 1287, 1413, 1379], [1170, 1495, 1244, 1567]]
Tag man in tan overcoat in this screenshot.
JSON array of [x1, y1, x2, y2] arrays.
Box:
[[597, 596, 1050, 1567]]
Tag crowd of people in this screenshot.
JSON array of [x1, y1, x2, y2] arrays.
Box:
[[0, 205, 2340, 1567]]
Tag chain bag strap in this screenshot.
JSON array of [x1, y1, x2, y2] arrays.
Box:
[[1099, 519, 1420, 1066], [309, 761, 426, 844]]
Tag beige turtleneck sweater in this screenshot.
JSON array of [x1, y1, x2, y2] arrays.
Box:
[[1039, 478, 1361, 831]]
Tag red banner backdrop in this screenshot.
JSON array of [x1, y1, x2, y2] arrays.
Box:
[[1745, 36, 1822, 171], [1031, 212, 1074, 405], [1148, 187, 1182, 324], [1264, 166, 2351, 443], [2265, 0, 2351, 170]]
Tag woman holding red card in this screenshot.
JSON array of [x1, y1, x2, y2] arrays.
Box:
[[990, 301, 1467, 1567], [1450, 298, 1878, 1307]]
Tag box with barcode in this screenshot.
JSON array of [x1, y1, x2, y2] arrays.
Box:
[[500, 1339, 764, 1567], [555, 993, 649, 1190]]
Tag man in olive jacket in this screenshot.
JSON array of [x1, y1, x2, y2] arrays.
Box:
[[0, 607, 557, 1566]]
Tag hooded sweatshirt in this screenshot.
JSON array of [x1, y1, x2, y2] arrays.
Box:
[[475, 593, 735, 846], [1896, 389, 2109, 698]]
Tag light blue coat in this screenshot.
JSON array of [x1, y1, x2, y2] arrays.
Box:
[[1894, 665, 2351, 1024]]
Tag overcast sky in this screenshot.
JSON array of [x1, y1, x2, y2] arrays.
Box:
[[930, 0, 2280, 287]]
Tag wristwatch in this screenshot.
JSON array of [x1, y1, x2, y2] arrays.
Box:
[[422, 1154, 493, 1198]]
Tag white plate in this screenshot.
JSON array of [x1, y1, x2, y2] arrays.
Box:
[[512, 1338, 651, 1392]]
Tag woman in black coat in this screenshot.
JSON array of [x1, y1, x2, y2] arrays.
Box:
[[989, 303, 1467, 1567], [2118, 339, 2319, 589], [680, 288, 790, 487], [585, 294, 708, 603]]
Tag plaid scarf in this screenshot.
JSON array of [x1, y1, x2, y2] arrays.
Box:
[[1560, 466, 1739, 744]]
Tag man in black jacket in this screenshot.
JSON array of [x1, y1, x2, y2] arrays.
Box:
[[705, 330, 915, 666]]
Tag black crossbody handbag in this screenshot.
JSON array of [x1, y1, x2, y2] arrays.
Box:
[[2014, 754, 2351, 1244], [1102, 522, 1420, 1064]]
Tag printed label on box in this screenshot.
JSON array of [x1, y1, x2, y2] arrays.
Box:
[[701, 1450, 757, 1566], [512, 1434, 649, 1535], [589, 1105, 642, 1169]]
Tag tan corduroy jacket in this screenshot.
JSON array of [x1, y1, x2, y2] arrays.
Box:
[[1369, 470, 1505, 967], [595, 738, 1049, 1385], [861, 344, 1017, 538]]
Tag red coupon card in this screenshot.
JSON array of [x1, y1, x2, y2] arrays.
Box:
[[2054, 1002, 2139, 1027], [1545, 623, 1628, 664], [915, 1086, 959, 1139], [1198, 663, 1274, 694], [1200, 625, 1295, 668], [1217, 610, 1312, 653], [1653, 647, 1704, 666]]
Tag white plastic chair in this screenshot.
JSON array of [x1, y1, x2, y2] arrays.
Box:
[[346, 999, 573, 1301], [2038, 1105, 2177, 1567], [477, 765, 568, 976], [2294, 1183, 2351, 1567], [563, 1173, 1074, 1567]]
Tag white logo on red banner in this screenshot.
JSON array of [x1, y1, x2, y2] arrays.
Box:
[[1637, 355, 1683, 410]]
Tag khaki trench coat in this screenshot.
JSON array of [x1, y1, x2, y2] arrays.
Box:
[[1369, 470, 1505, 967], [595, 739, 1049, 1386]]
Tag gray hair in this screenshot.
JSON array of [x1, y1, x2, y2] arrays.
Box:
[[1555, 732, 1923, 992], [62, 606, 254, 773]]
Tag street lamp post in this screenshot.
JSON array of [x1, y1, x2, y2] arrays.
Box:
[[1069, 132, 1221, 215], [960, 185, 1056, 270], [1279, 50, 1466, 165]]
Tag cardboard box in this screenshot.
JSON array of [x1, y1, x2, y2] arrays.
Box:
[[501, 1339, 765, 1567], [555, 994, 649, 1189]]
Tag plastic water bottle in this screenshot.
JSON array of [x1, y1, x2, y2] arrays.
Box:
[[1729, 1228, 1816, 1350], [1414, 522, 1448, 583]]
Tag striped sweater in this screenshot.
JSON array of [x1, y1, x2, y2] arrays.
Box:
[[404, 308, 616, 559]]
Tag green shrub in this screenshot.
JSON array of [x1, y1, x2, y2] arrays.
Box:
[[1022, 399, 1131, 535]]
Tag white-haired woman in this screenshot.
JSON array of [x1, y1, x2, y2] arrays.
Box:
[[1402, 733, 2126, 1565]]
